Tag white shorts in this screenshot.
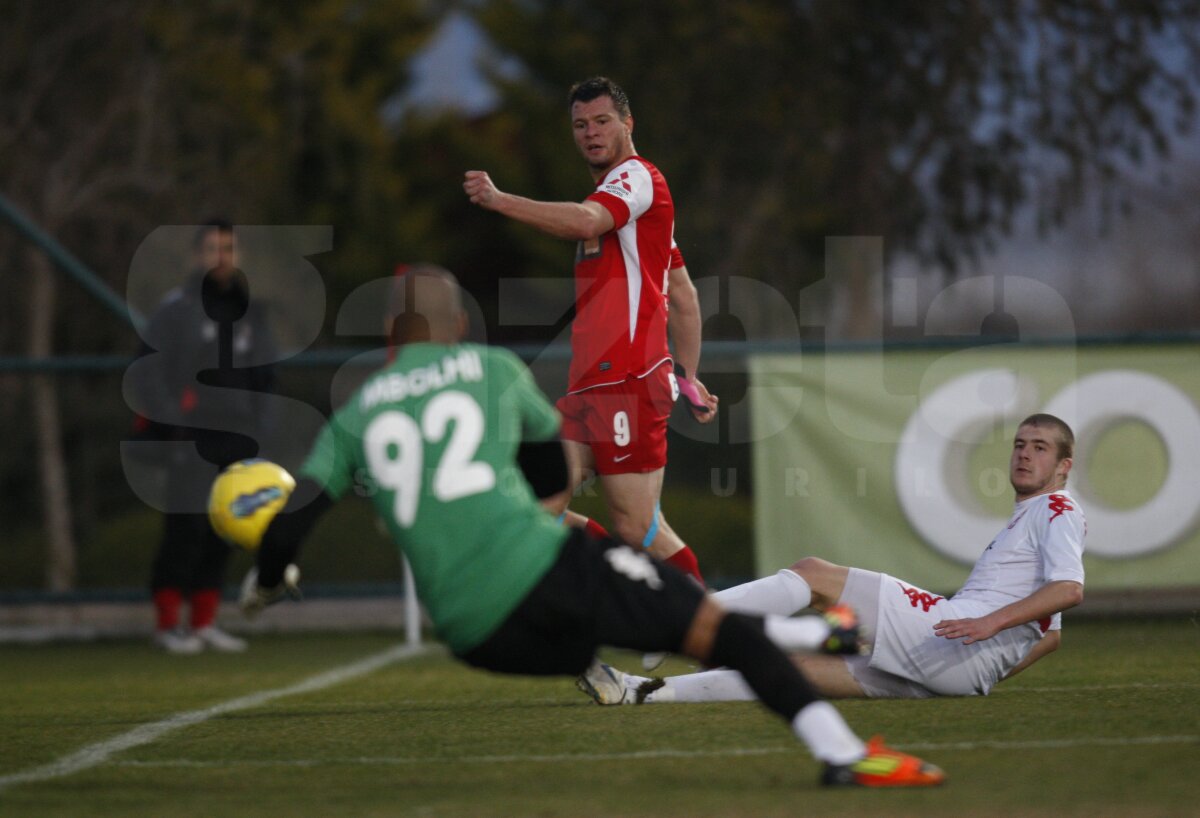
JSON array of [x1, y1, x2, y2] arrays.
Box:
[[838, 568, 1038, 698]]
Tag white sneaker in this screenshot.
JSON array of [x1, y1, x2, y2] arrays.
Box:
[[153, 628, 203, 655], [576, 660, 652, 705], [194, 626, 247, 653]]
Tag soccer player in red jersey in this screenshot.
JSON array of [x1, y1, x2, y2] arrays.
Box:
[[464, 77, 716, 585]]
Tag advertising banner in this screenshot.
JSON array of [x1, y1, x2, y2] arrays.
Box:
[[750, 342, 1200, 591]]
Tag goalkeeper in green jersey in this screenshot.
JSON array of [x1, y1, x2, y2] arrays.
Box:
[[242, 265, 944, 788]]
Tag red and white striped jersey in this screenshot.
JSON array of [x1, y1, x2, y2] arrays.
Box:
[[568, 156, 677, 394]]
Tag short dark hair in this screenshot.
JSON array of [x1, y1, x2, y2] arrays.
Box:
[[1018, 413, 1075, 461], [567, 76, 631, 119]]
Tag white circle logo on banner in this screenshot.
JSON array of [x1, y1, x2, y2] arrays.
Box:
[[1042, 371, 1200, 558], [895, 369, 1037, 564], [896, 369, 1200, 563]]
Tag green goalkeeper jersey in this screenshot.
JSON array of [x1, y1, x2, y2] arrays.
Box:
[[299, 342, 568, 652]]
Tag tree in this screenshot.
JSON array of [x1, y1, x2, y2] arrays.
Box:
[[0, 0, 433, 589], [1, 2, 169, 590], [471, 0, 1200, 338]]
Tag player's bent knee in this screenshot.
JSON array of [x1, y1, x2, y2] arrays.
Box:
[[787, 557, 847, 608], [611, 517, 651, 550], [788, 556, 836, 579]]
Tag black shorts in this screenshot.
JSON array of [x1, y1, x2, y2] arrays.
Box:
[[457, 529, 705, 676]]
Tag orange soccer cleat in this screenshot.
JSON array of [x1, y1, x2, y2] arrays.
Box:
[[820, 604, 865, 655], [821, 736, 946, 788]]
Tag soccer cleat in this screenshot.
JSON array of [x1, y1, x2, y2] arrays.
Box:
[[153, 628, 204, 655], [821, 736, 946, 788], [576, 660, 651, 705], [576, 660, 628, 705], [194, 625, 248, 653], [820, 604, 864, 655]]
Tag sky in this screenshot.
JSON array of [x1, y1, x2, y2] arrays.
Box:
[[385, 10, 522, 124]]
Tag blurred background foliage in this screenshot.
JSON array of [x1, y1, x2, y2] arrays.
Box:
[[1, 0, 1198, 590]]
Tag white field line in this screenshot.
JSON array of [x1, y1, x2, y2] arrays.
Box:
[[1013, 682, 1200, 692], [4, 652, 1195, 790], [0, 643, 427, 793], [109, 734, 1200, 769], [279, 680, 1200, 711], [898, 734, 1199, 751]]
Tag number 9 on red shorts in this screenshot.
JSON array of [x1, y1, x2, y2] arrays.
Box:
[[555, 364, 677, 475]]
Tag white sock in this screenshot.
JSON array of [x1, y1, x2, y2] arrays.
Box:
[[649, 670, 865, 766], [712, 569, 812, 616], [763, 614, 830, 653], [792, 701, 865, 765], [644, 669, 755, 703]]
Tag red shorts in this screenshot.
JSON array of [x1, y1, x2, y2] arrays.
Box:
[[556, 364, 678, 475]]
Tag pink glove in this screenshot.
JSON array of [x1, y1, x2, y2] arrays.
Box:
[[674, 365, 711, 415]]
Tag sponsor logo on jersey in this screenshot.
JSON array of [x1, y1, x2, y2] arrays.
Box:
[[606, 171, 632, 193], [604, 546, 663, 589], [897, 582, 944, 612], [1047, 493, 1074, 523]]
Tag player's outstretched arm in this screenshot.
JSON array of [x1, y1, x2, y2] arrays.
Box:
[[933, 580, 1083, 644], [463, 170, 613, 240]]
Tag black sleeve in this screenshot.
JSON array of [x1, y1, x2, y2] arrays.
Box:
[[516, 437, 569, 499], [256, 477, 334, 587]]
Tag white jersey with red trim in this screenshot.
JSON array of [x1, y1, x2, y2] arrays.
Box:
[[568, 156, 675, 394], [952, 489, 1087, 634]]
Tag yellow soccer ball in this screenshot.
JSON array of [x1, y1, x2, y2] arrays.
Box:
[[208, 459, 296, 551]]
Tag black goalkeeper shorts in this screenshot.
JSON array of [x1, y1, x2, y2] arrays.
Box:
[[458, 528, 706, 676]]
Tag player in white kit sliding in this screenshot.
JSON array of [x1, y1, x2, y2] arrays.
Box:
[[581, 414, 1086, 703]]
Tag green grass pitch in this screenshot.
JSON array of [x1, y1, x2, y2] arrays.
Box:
[[1, 617, 1197, 817]]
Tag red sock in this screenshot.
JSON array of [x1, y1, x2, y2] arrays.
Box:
[[189, 588, 221, 629], [665, 545, 705, 587], [153, 588, 182, 631], [583, 517, 611, 540]]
